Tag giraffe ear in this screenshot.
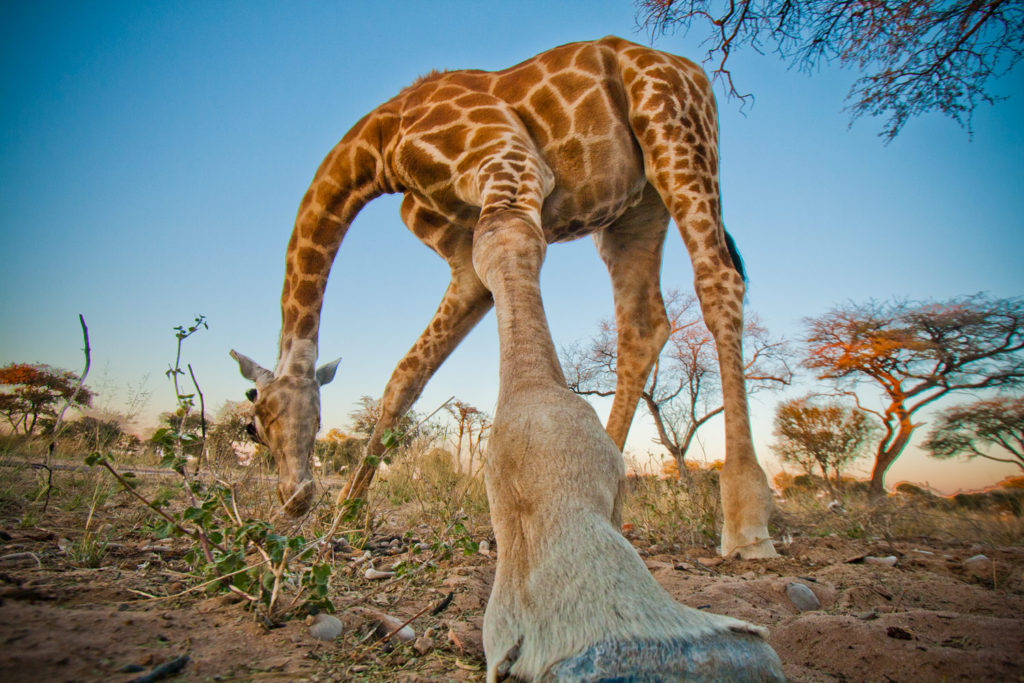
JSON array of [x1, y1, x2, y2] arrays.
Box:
[[315, 357, 341, 387], [230, 350, 273, 387]]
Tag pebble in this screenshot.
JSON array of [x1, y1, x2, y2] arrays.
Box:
[[413, 635, 434, 655], [785, 582, 821, 611], [308, 613, 343, 641], [863, 555, 898, 567]]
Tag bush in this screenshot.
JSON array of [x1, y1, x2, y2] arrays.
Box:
[[56, 416, 141, 458], [316, 435, 367, 476], [623, 459, 721, 551]]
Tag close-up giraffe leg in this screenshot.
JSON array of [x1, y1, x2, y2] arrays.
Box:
[[469, 148, 781, 680]]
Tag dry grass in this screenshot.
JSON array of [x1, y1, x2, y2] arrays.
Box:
[[773, 480, 1024, 549]]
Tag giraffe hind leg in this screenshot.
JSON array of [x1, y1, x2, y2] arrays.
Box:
[[622, 50, 777, 558]]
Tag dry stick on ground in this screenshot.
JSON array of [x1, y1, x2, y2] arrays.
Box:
[[39, 314, 91, 512]]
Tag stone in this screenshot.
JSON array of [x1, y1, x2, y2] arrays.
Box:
[[785, 582, 821, 611], [308, 613, 343, 641]]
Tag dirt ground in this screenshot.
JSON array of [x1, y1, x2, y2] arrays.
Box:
[[2, 469, 1023, 682]]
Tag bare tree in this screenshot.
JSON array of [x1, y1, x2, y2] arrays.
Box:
[[636, 0, 1024, 140], [444, 399, 492, 475], [803, 294, 1024, 498], [923, 395, 1024, 470], [563, 290, 792, 470], [771, 396, 877, 496]]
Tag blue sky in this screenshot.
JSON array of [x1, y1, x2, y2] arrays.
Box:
[[2, 1, 1022, 493]]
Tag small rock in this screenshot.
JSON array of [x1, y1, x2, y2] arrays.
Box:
[[697, 557, 724, 567], [856, 610, 878, 620], [644, 559, 674, 571], [413, 635, 434, 655], [478, 540, 490, 556], [886, 625, 913, 640], [785, 582, 821, 611], [864, 555, 898, 567], [963, 554, 991, 578], [308, 613, 343, 641]]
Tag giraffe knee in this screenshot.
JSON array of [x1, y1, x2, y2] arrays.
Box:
[[472, 213, 546, 287]]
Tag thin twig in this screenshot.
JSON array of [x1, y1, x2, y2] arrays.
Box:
[[42, 314, 91, 511], [188, 363, 206, 475]]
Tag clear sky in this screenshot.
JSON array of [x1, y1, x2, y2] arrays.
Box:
[[2, 1, 1022, 493]]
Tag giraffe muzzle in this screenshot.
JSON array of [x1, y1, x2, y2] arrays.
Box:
[[278, 479, 315, 516]]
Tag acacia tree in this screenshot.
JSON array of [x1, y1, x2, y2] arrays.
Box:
[[0, 363, 94, 435], [923, 395, 1024, 470], [803, 294, 1024, 498], [636, 0, 1024, 140], [563, 290, 792, 470], [772, 396, 876, 495]]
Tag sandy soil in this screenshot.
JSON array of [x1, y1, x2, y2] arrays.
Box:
[[2, 481, 1023, 681]]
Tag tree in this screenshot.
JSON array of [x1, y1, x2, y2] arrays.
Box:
[[444, 399, 492, 476], [923, 395, 1024, 470], [771, 396, 876, 495], [636, 0, 1024, 140], [315, 428, 367, 475], [0, 363, 94, 435], [563, 290, 792, 470], [348, 395, 417, 445], [803, 294, 1024, 498]]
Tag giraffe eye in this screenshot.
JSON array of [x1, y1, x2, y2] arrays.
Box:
[[245, 388, 258, 402]]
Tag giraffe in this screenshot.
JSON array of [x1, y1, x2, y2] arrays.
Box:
[[232, 37, 784, 679]]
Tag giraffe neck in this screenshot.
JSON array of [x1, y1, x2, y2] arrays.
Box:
[[276, 112, 397, 377]]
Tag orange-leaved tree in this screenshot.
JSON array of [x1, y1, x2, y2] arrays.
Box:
[[803, 294, 1024, 498], [0, 363, 94, 435]]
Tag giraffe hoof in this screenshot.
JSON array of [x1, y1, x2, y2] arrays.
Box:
[[541, 631, 785, 682]]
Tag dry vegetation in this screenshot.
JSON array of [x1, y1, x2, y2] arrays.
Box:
[[1, 433, 1023, 681]]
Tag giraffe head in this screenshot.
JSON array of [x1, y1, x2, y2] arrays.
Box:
[[229, 348, 340, 516]]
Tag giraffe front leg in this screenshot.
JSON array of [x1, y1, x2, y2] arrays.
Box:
[[341, 235, 492, 501], [472, 210, 782, 682]]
